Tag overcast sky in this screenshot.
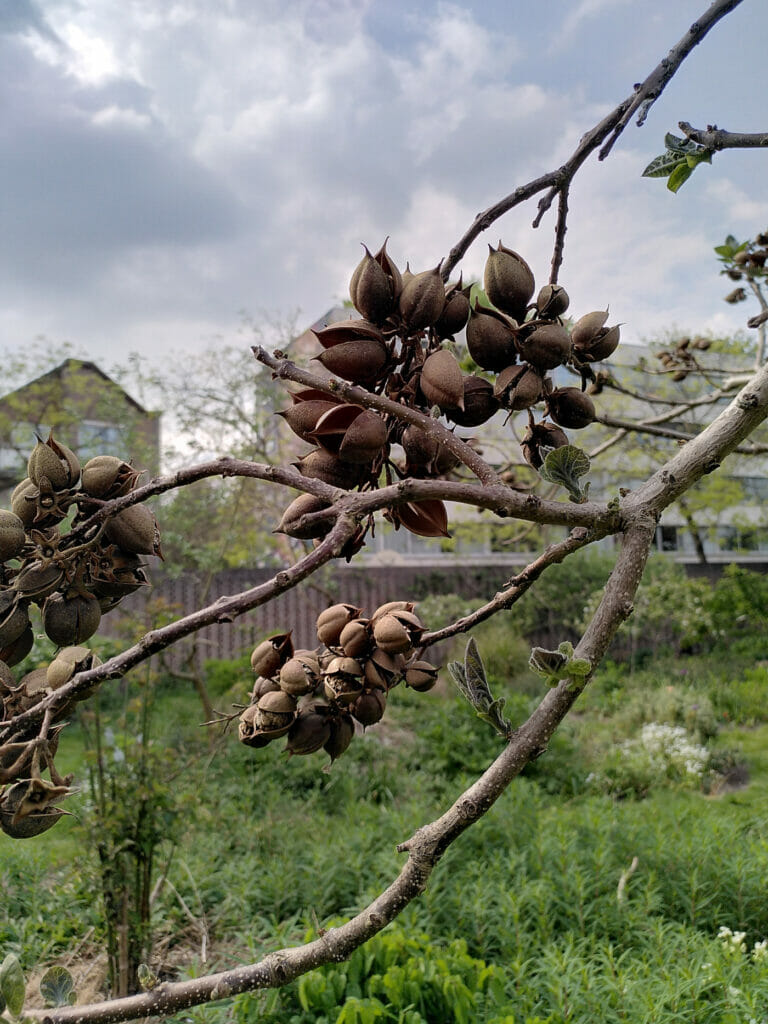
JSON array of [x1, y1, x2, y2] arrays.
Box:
[[1, 0, 766, 383]]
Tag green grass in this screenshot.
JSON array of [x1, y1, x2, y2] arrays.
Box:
[[5, 646, 768, 1022]]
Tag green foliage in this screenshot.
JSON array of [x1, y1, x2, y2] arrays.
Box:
[[0, 953, 24, 1019], [448, 637, 513, 739], [539, 445, 590, 503], [39, 965, 76, 1007], [708, 666, 768, 726], [642, 132, 712, 192], [234, 927, 507, 1024]]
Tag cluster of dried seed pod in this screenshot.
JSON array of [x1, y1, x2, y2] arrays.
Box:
[[0, 435, 161, 839], [277, 240, 620, 544], [654, 336, 712, 382], [238, 600, 438, 764]]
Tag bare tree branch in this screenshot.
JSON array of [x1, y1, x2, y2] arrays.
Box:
[[441, 0, 745, 279], [679, 120, 768, 151]]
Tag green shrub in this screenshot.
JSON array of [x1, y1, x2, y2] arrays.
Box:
[[708, 665, 768, 725], [232, 926, 508, 1024]]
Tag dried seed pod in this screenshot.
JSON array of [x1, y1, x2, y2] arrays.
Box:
[[517, 323, 572, 372], [0, 592, 30, 649], [434, 278, 471, 339], [28, 434, 80, 490], [372, 613, 413, 654], [371, 601, 415, 621], [324, 712, 355, 762], [0, 801, 65, 839], [419, 349, 465, 411], [10, 479, 38, 528], [339, 618, 372, 658], [250, 675, 281, 701], [20, 666, 49, 696], [401, 425, 440, 468], [390, 499, 450, 538], [105, 505, 162, 558], [278, 397, 340, 443], [275, 493, 331, 539], [238, 704, 274, 747], [43, 592, 102, 647], [397, 265, 446, 331], [570, 310, 609, 348], [323, 656, 365, 704], [296, 449, 366, 489], [338, 410, 388, 464], [0, 511, 25, 562], [466, 301, 518, 371], [364, 647, 406, 689], [250, 632, 294, 678], [279, 653, 321, 696], [13, 560, 63, 601], [314, 333, 388, 383], [349, 245, 395, 324], [0, 625, 33, 667], [404, 660, 439, 692], [521, 421, 569, 470], [81, 456, 140, 499], [255, 690, 298, 733], [484, 242, 535, 319], [493, 364, 543, 412], [285, 709, 332, 755], [536, 284, 569, 319], [547, 387, 596, 429], [317, 604, 361, 647], [350, 687, 387, 727], [447, 376, 499, 428], [46, 645, 101, 689]]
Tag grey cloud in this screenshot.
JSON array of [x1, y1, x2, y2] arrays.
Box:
[[0, 35, 243, 294]]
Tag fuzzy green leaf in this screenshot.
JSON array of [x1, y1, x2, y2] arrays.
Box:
[[686, 149, 711, 168], [664, 132, 698, 154], [0, 954, 25, 1019], [529, 647, 569, 678], [40, 967, 76, 1008], [641, 151, 684, 178], [539, 445, 590, 502], [464, 636, 487, 700], [714, 244, 735, 258], [667, 161, 694, 193]]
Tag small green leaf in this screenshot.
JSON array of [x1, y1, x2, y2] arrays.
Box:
[[137, 964, 159, 992], [464, 637, 487, 698], [539, 445, 591, 502], [664, 132, 698, 154], [529, 647, 569, 677], [642, 151, 685, 178], [569, 657, 592, 678], [714, 245, 735, 258], [667, 161, 694, 193], [40, 967, 76, 1008], [685, 149, 711, 168], [0, 954, 26, 1019]]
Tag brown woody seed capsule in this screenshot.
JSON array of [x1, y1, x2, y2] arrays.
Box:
[[404, 660, 439, 692], [397, 265, 446, 331], [466, 301, 519, 371], [255, 690, 298, 733], [517, 323, 572, 371], [275, 493, 331, 539], [286, 709, 332, 755], [339, 618, 372, 658], [521, 421, 569, 470], [338, 409, 388, 464], [324, 712, 355, 762], [314, 340, 388, 383], [10, 479, 37, 528], [547, 387, 596, 429], [493, 364, 543, 412], [364, 648, 405, 689], [536, 284, 570, 319], [0, 511, 25, 562], [317, 604, 361, 647], [250, 632, 293, 678], [349, 245, 395, 324], [105, 504, 162, 558], [351, 687, 387, 727], [296, 449, 365, 489], [484, 242, 535, 319], [81, 456, 139, 498], [279, 653, 320, 696], [419, 349, 465, 411], [447, 376, 499, 427], [434, 280, 471, 339], [42, 592, 102, 647]]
